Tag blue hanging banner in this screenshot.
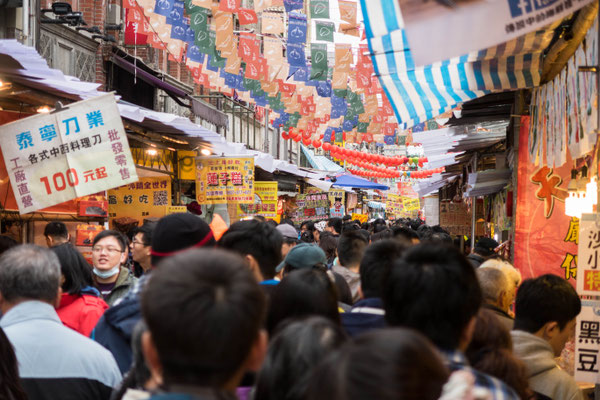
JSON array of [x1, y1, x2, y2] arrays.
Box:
[[287, 12, 307, 44], [287, 42, 306, 67], [283, 0, 303, 13]]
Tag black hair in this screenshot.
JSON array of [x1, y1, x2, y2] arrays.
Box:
[[371, 229, 392, 242], [281, 218, 296, 228], [266, 220, 278, 228], [318, 232, 338, 264], [253, 215, 267, 222], [254, 317, 347, 400], [218, 220, 283, 280], [132, 224, 154, 247], [372, 219, 387, 234], [431, 225, 449, 234], [306, 328, 449, 400], [266, 269, 340, 335], [383, 244, 482, 350], [300, 231, 315, 243], [301, 221, 315, 232], [514, 274, 581, 333], [0, 327, 27, 400], [416, 224, 433, 241], [391, 226, 419, 246], [43, 221, 69, 239], [142, 248, 266, 387], [360, 240, 405, 299], [337, 230, 368, 268], [0, 236, 18, 257], [431, 232, 453, 245], [326, 218, 342, 235], [92, 230, 128, 252], [51, 243, 94, 295]]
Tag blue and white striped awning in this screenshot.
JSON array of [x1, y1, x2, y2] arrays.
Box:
[[301, 145, 343, 173], [359, 0, 557, 129]]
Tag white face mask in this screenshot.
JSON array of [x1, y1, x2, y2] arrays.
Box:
[[93, 264, 120, 279]]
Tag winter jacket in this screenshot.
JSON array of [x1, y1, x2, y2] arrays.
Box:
[[341, 297, 386, 337], [482, 303, 514, 331], [331, 264, 361, 304], [102, 267, 138, 306], [1, 301, 121, 400], [511, 330, 583, 400], [93, 296, 141, 374], [57, 287, 109, 337], [467, 253, 486, 268]]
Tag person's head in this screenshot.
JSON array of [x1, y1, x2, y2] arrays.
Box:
[[91, 230, 128, 279], [480, 259, 522, 303], [383, 244, 482, 351], [476, 267, 511, 313], [266, 268, 340, 335], [277, 243, 328, 276], [473, 237, 499, 258], [317, 231, 338, 262], [416, 224, 433, 241], [141, 248, 267, 391], [0, 327, 27, 400], [151, 213, 215, 267], [130, 224, 154, 270], [337, 230, 368, 270], [466, 309, 532, 399], [300, 221, 315, 233], [325, 217, 342, 235], [391, 226, 419, 246], [360, 240, 405, 299], [514, 274, 581, 356], [44, 221, 70, 247], [51, 243, 94, 295], [372, 218, 387, 234], [0, 245, 61, 311], [254, 317, 347, 400], [276, 223, 299, 258], [219, 220, 283, 282], [306, 328, 449, 400], [0, 236, 18, 257]]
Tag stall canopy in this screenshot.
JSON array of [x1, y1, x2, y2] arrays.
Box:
[[301, 145, 343, 173], [331, 173, 390, 190], [360, 0, 557, 129]]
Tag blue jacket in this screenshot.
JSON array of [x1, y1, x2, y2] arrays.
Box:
[[340, 298, 386, 337], [1, 301, 121, 400], [92, 296, 141, 374]]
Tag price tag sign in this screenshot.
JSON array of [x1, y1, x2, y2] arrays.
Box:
[[0, 93, 137, 214]]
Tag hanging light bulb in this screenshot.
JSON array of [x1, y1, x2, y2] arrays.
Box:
[[580, 192, 594, 215], [587, 176, 597, 206], [565, 192, 578, 218]]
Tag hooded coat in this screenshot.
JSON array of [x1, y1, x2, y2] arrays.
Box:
[[511, 330, 583, 400]]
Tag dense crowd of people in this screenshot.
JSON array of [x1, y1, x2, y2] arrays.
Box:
[[0, 214, 583, 400]]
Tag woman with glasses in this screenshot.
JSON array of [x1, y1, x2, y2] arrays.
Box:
[[91, 230, 138, 306]]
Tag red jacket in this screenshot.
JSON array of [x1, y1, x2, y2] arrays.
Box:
[[57, 292, 108, 337]]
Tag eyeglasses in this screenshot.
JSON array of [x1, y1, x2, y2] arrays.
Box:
[[131, 240, 147, 246], [92, 246, 124, 254]]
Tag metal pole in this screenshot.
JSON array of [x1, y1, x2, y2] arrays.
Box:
[[471, 153, 477, 244], [22, 0, 29, 46]]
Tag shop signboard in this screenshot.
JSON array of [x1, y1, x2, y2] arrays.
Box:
[[0, 93, 137, 214], [237, 181, 278, 218], [328, 189, 345, 218], [576, 214, 600, 296], [514, 116, 579, 282], [108, 177, 171, 225], [386, 194, 403, 218], [293, 192, 329, 224], [166, 206, 188, 214], [351, 213, 368, 224], [403, 197, 420, 212], [399, 0, 595, 67], [574, 300, 600, 383], [196, 156, 254, 204]]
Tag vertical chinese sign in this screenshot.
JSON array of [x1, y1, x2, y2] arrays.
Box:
[[107, 177, 172, 226], [514, 116, 577, 282], [328, 189, 345, 218], [386, 194, 403, 219], [196, 156, 254, 204], [0, 93, 137, 214], [237, 181, 278, 219]]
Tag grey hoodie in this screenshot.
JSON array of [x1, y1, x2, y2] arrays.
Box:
[[511, 330, 583, 400]]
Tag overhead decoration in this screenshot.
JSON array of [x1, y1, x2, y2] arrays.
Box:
[[123, 0, 404, 159], [360, 0, 559, 130]]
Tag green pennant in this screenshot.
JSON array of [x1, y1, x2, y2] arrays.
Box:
[[333, 89, 348, 98], [334, 130, 344, 142], [209, 53, 226, 68], [243, 78, 260, 92], [315, 21, 334, 42], [311, 43, 328, 70], [309, 68, 327, 81], [357, 121, 369, 133], [184, 0, 203, 15], [310, 0, 330, 19], [194, 28, 211, 51], [189, 8, 210, 32]]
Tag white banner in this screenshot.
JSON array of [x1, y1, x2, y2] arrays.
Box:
[[574, 300, 600, 383], [576, 214, 600, 296], [401, 0, 595, 67], [0, 93, 138, 214]]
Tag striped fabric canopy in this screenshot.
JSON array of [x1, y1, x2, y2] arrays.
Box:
[[360, 0, 557, 129]]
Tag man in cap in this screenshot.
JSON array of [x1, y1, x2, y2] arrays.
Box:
[[93, 213, 216, 373], [276, 223, 299, 258], [467, 237, 499, 268]]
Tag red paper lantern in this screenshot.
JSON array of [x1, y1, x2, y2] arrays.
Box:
[[282, 131, 290, 140], [293, 135, 301, 142], [323, 142, 331, 151]]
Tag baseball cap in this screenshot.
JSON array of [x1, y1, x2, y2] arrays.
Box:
[[151, 213, 215, 266], [276, 223, 298, 240], [475, 237, 499, 253], [314, 221, 327, 232], [275, 243, 327, 272]]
